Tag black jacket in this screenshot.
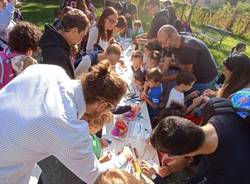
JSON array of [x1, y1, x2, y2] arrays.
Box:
[[39, 24, 75, 79]]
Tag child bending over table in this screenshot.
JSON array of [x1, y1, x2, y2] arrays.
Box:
[[145, 50, 161, 73], [84, 112, 114, 163], [140, 68, 163, 121], [166, 71, 206, 115]]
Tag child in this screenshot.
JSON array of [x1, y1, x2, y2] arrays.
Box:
[[166, 71, 204, 114], [131, 50, 145, 91], [132, 20, 144, 39], [146, 50, 161, 72], [143, 41, 162, 67], [84, 112, 113, 162], [94, 169, 142, 184], [141, 68, 163, 121], [114, 16, 127, 40], [75, 43, 122, 77], [0, 22, 41, 89], [229, 42, 246, 57]]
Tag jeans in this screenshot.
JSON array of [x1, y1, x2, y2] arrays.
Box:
[[193, 76, 218, 93]]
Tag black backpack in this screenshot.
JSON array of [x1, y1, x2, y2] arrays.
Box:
[[202, 98, 250, 125]]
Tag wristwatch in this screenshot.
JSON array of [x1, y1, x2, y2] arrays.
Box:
[[151, 174, 157, 180]]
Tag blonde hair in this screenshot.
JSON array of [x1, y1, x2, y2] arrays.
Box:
[[84, 112, 113, 134], [94, 169, 143, 184]]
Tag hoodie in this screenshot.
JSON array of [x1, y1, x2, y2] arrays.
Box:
[[147, 10, 169, 39], [39, 24, 75, 79]]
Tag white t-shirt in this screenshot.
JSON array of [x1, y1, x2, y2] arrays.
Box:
[[166, 88, 184, 108], [75, 55, 92, 77]]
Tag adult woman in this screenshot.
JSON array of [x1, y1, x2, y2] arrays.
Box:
[[86, 7, 118, 53], [0, 61, 132, 184], [203, 54, 250, 98]]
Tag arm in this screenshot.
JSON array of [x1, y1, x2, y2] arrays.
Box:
[[144, 96, 158, 109], [86, 26, 98, 53], [0, 3, 15, 30], [75, 55, 92, 77]]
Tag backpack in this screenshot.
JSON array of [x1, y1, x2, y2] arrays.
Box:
[[202, 96, 250, 125], [0, 49, 20, 89]]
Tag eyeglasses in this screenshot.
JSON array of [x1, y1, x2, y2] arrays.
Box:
[[107, 17, 118, 24]]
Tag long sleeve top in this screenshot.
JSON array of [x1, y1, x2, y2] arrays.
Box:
[[0, 64, 126, 184]]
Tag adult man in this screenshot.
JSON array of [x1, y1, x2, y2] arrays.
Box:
[[0, 63, 132, 184], [137, 0, 169, 43], [39, 8, 89, 79], [158, 25, 218, 92], [142, 114, 250, 184]]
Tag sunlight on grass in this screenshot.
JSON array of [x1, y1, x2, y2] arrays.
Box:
[[21, 1, 249, 69]]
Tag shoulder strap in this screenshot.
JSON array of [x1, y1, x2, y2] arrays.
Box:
[[202, 98, 235, 125]]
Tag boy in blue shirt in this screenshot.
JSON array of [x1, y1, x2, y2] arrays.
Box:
[[141, 67, 163, 121]]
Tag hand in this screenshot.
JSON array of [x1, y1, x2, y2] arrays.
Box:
[[137, 38, 147, 44], [99, 153, 112, 163], [100, 138, 109, 148], [159, 165, 172, 177], [192, 96, 203, 107], [203, 89, 217, 97], [189, 90, 200, 98], [125, 13, 131, 18], [141, 160, 158, 179], [120, 146, 133, 161], [140, 93, 147, 100]]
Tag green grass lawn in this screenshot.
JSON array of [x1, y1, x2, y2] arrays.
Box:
[[21, 0, 250, 69]]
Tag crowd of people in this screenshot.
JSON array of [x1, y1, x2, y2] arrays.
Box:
[[0, 0, 250, 184]]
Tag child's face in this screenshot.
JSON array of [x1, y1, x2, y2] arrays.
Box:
[[134, 25, 140, 31], [107, 53, 120, 66], [239, 46, 246, 53], [89, 123, 102, 134], [180, 82, 195, 92], [114, 27, 125, 34], [147, 79, 158, 88], [143, 47, 152, 57], [132, 57, 143, 71], [148, 59, 157, 69]]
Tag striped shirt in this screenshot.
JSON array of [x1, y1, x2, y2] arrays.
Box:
[[0, 64, 126, 184]]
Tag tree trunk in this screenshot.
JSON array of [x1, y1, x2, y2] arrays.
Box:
[[187, 0, 199, 22]]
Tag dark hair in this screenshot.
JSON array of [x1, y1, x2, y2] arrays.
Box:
[[81, 60, 127, 105], [176, 71, 196, 85], [8, 21, 41, 53], [150, 50, 161, 64], [131, 50, 143, 60], [97, 7, 118, 41], [150, 116, 205, 155], [61, 8, 90, 33], [166, 5, 177, 25], [144, 41, 162, 53], [147, 68, 162, 82], [221, 54, 250, 98], [231, 42, 246, 53], [134, 69, 146, 82], [164, 0, 172, 7], [114, 2, 123, 13], [152, 102, 186, 128], [94, 169, 143, 184], [116, 16, 127, 29], [134, 20, 142, 28]]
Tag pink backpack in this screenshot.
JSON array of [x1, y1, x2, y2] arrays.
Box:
[[0, 48, 20, 89]]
